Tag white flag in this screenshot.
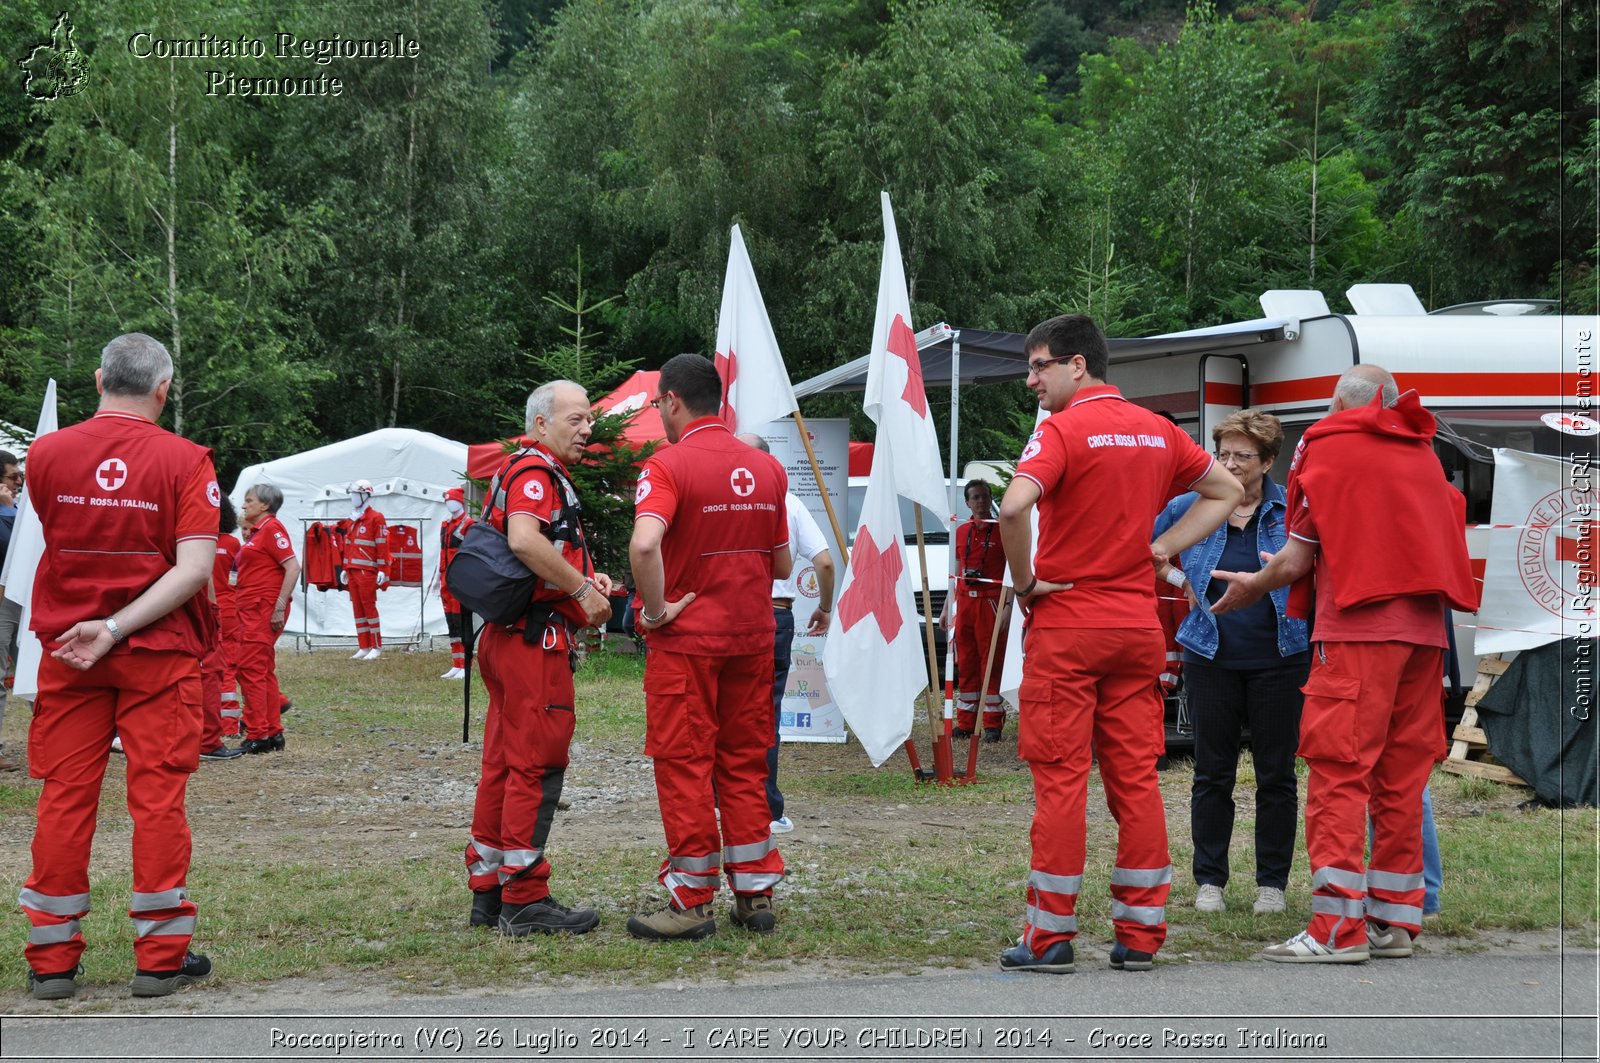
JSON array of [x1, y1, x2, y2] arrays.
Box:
[[863, 191, 946, 517], [715, 224, 798, 433], [4, 380, 59, 702], [822, 433, 927, 766], [998, 407, 1050, 709], [1476, 448, 1596, 654]]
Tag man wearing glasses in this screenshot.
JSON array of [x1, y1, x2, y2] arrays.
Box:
[[997, 313, 1241, 975], [0, 452, 21, 770]]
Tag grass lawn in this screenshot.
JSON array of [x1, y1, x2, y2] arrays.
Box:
[[0, 643, 1594, 997]]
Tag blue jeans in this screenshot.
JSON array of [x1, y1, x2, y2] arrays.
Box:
[[765, 607, 794, 821]]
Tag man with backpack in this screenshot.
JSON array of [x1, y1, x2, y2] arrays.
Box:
[[462, 380, 612, 937]]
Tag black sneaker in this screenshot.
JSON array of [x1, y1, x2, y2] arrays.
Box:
[[998, 938, 1075, 974], [28, 964, 81, 1000], [129, 952, 212, 997], [1108, 940, 1155, 971], [498, 897, 599, 937], [199, 744, 244, 761], [240, 738, 273, 754], [983, 728, 1003, 743], [269, 732, 286, 752], [470, 887, 502, 929], [951, 727, 974, 739]]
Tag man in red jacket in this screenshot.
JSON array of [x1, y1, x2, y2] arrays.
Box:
[[627, 354, 792, 940], [339, 479, 389, 660], [1212, 364, 1475, 964], [19, 332, 218, 999], [438, 486, 473, 679]]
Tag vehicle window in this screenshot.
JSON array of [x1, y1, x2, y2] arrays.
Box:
[[843, 485, 954, 544]]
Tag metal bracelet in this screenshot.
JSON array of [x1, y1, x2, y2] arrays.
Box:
[[104, 616, 125, 643], [641, 605, 667, 625]]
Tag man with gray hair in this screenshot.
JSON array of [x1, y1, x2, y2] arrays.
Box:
[[18, 332, 220, 998], [1212, 363, 1475, 964], [464, 379, 613, 936]]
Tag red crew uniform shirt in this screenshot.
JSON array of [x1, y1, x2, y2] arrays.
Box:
[[956, 517, 1006, 598], [490, 446, 594, 636], [235, 513, 297, 642], [27, 410, 219, 656], [633, 417, 789, 656], [1013, 384, 1214, 629]]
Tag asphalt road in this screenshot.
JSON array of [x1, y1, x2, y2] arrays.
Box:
[[2, 938, 1596, 1062]]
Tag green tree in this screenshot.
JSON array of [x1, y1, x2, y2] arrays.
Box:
[[1356, 0, 1596, 302]]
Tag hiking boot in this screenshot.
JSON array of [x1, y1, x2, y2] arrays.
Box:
[[998, 938, 1074, 974], [1261, 930, 1368, 964], [983, 728, 1003, 743], [627, 902, 716, 941], [951, 727, 973, 739], [1195, 883, 1226, 912], [0, 753, 18, 772], [199, 744, 244, 761], [1253, 886, 1286, 914], [28, 965, 81, 1000], [498, 896, 599, 937], [731, 895, 776, 934], [469, 887, 502, 929], [1367, 921, 1414, 958], [130, 952, 213, 997], [1108, 941, 1155, 972], [269, 733, 286, 752]]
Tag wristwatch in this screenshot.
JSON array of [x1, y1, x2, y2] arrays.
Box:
[[104, 616, 126, 643]]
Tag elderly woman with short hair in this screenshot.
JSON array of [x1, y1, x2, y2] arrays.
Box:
[[1152, 410, 1309, 916], [234, 484, 300, 754]]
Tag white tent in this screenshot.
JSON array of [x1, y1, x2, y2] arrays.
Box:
[[228, 428, 469, 644]]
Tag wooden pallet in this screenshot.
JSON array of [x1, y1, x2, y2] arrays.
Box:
[[1439, 653, 1529, 787]]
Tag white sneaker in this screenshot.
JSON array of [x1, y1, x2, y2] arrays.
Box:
[[770, 816, 794, 835], [110, 736, 124, 754], [1253, 886, 1286, 914], [364, 648, 381, 660], [1261, 929, 1369, 964], [1195, 883, 1226, 912], [441, 667, 458, 679], [350, 649, 368, 659], [1367, 922, 1414, 958]]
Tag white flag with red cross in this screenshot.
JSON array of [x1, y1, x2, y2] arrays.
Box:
[[714, 224, 799, 433], [822, 432, 929, 765], [4, 379, 59, 702], [863, 191, 947, 518], [1476, 448, 1597, 654]]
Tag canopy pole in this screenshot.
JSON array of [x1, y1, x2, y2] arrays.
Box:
[[790, 410, 848, 566], [914, 509, 953, 785]]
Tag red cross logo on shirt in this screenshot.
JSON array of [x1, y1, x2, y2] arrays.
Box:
[[1556, 520, 1598, 591], [95, 457, 129, 492], [837, 528, 905, 640], [886, 314, 927, 418], [715, 349, 739, 428], [730, 467, 756, 497]]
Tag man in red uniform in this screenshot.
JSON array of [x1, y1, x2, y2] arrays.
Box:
[[464, 380, 612, 936], [235, 485, 299, 754], [1211, 364, 1475, 964], [19, 332, 219, 999], [943, 478, 1009, 741], [339, 479, 389, 660], [998, 314, 1240, 974], [438, 486, 473, 680], [627, 354, 791, 940], [212, 495, 245, 738]]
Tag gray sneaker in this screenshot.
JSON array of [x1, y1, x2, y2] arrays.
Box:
[[1195, 883, 1226, 912], [28, 965, 81, 1000], [1367, 921, 1414, 958], [1253, 886, 1286, 914], [130, 952, 213, 997]]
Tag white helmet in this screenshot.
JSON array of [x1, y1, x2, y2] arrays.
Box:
[[351, 479, 374, 494]]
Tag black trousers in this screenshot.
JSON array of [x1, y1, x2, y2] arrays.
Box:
[[1186, 657, 1308, 889], [765, 606, 794, 821]]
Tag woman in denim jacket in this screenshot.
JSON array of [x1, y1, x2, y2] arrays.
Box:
[[1152, 410, 1309, 917]]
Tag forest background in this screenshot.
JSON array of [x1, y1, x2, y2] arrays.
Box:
[[1, 0, 1594, 495]]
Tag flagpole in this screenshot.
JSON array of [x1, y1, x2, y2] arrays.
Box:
[[962, 587, 1012, 783], [790, 410, 849, 567], [913, 509, 953, 784]]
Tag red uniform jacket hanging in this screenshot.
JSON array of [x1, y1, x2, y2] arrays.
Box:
[[385, 523, 422, 587], [302, 522, 343, 590], [439, 512, 474, 613]]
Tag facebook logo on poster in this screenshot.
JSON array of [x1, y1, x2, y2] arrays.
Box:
[[780, 711, 812, 729]]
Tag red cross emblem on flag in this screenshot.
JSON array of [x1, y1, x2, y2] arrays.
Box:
[[837, 528, 905, 640], [886, 314, 927, 417], [730, 466, 756, 497], [716, 349, 739, 428], [96, 457, 129, 492]]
